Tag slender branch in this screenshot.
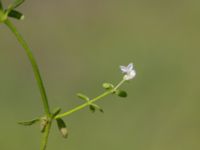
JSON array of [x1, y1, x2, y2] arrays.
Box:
[[55, 91, 111, 119], [114, 79, 125, 90], [40, 120, 52, 150], [4, 19, 51, 116], [55, 79, 126, 119]]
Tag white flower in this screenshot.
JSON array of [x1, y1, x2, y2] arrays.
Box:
[[120, 63, 136, 80]]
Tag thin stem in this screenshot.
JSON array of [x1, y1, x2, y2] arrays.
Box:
[[114, 79, 126, 90], [4, 19, 51, 116], [55, 91, 112, 119], [55, 79, 126, 119], [40, 120, 52, 150]]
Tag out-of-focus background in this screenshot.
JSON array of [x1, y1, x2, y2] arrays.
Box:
[[1, 0, 200, 149]]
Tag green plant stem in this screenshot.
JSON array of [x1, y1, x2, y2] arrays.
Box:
[[55, 79, 126, 119], [40, 120, 52, 150], [4, 19, 51, 116], [114, 79, 125, 90], [55, 91, 111, 119]]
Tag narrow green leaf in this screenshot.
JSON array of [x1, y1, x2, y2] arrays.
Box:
[[89, 105, 96, 113], [91, 103, 104, 113], [52, 107, 61, 118], [5, 0, 25, 16], [12, 0, 25, 8], [77, 93, 89, 101], [56, 118, 68, 138], [116, 90, 128, 98], [102, 83, 114, 90], [8, 9, 24, 20], [18, 118, 40, 126]]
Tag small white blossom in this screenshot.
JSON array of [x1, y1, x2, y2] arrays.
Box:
[[120, 63, 136, 80]]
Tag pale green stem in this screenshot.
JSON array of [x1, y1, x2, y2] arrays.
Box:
[[4, 19, 51, 116], [40, 120, 52, 150], [114, 79, 126, 90], [55, 79, 126, 119]]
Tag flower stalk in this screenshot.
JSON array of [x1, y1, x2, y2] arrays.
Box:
[[55, 90, 113, 119]]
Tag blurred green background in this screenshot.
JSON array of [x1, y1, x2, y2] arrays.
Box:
[[1, 0, 200, 149]]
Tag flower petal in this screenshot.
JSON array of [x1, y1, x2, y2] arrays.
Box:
[[127, 63, 133, 71], [123, 70, 136, 80], [120, 66, 128, 73]]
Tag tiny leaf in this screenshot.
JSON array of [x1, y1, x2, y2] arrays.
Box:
[[5, 0, 25, 15], [90, 104, 104, 113], [102, 83, 114, 90], [8, 9, 24, 20], [116, 90, 128, 98], [77, 93, 89, 101], [52, 107, 61, 118], [18, 118, 40, 126], [56, 118, 68, 138], [12, 0, 25, 8], [89, 105, 96, 113]]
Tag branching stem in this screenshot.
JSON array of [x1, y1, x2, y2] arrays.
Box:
[[55, 79, 126, 119]]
